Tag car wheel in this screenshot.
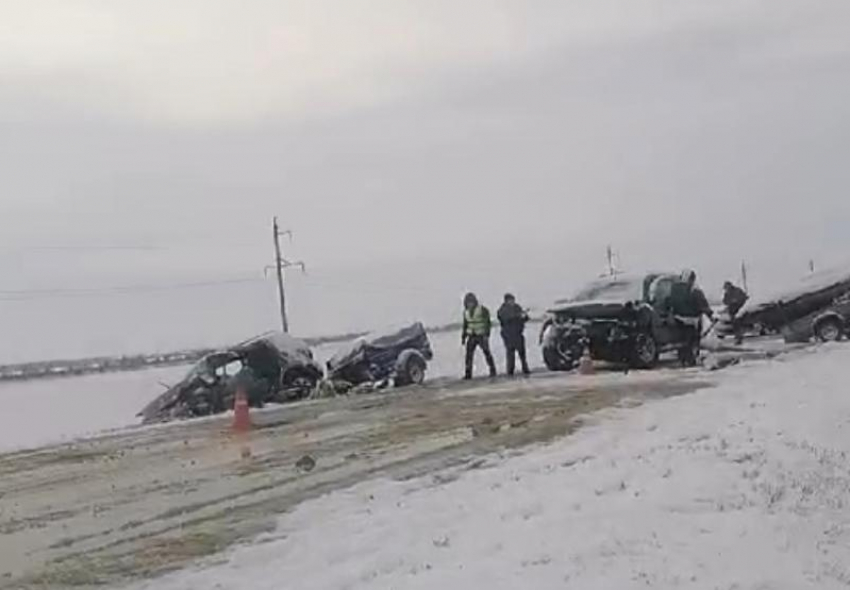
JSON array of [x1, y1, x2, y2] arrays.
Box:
[[280, 372, 319, 401], [543, 341, 575, 371], [396, 353, 427, 386], [815, 318, 844, 342], [632, 333, 659, 369]]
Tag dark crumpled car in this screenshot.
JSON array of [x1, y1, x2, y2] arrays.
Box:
[[327, 323, 433, 387], [735, 265, 850, 342], [138, 332, 323, 424], [540, 272, 702, 371]]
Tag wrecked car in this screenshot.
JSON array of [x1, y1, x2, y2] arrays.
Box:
[[326, 323, 433, 388], [735, 265, 850, 342], [138, 332, 323, 424], [540, 272, 704, 371]]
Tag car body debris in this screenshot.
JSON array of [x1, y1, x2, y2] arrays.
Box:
[[320, 322, 434, 394], [138, 332, 323, 424]]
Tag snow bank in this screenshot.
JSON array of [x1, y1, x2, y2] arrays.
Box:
[[130, 345, 850, 590]]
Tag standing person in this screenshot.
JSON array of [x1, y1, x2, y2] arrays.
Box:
[[672, 270, 715, 366], [497, 293, 531, 376], [722, 280, 749, 344], [462, 292, 497, 379], [722, 281, 748, 318]]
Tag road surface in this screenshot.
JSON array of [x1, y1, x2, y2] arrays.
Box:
[[0, 368, 712, 589]]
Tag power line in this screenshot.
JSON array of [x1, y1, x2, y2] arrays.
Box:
[[0, 263, 478, 304], [0, 276, 266, 301], [9, 246, 164, 253], [292, 275, 449, 296]]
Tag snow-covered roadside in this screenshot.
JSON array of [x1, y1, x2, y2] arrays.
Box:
[[0, 328, 533, 454], [133, 345, 850, 590]]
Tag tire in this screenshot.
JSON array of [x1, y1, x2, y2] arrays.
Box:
[[542, 342, 575, 372], [815, 317, 844, 342], [395, 353, 427, 386], [631, 333, 659, 369], [279, 371, 319, 401]]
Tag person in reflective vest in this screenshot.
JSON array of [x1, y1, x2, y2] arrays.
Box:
[[462, 292, 497, 379]]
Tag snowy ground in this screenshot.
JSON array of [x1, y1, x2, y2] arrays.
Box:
[[0, 365, 707, 588], [0, 365, 188, 452], [128, 344, 850, 590], [0, 327, 537, 453]]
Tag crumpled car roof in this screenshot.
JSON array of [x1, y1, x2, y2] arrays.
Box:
[[138, 331, 316, 423], [327, 323, 429, 372], [239, 331, 314, 361], [739, 263, 850, 317]]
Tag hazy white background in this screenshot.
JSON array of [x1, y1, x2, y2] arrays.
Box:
[[1, 0, 848, 362]]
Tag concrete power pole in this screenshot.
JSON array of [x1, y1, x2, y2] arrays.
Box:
[[271, 217, 306, 333]]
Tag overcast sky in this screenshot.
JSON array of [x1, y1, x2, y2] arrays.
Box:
[[1, 0, 849, 361]]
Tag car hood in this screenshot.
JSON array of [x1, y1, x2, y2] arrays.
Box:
[[548, 299, 631, 319]]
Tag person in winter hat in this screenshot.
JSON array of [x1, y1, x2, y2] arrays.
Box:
[[722, 280, 748, 318], [462, 292, 497, 379], [497, 293, 531, 376]]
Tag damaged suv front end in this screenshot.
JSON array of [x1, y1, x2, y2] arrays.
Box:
[[540, 298, 645, 371], [541, 273, 692, 371]]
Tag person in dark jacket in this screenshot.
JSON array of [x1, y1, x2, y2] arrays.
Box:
[[672, 270, 714, 366], [462, 292, 497, 379], [722, 281, 749, 318], [670, 270, 714, 319], [497, 293, 531, 376]]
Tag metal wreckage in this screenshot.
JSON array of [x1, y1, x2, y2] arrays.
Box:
[[139, 323, 434, 424]]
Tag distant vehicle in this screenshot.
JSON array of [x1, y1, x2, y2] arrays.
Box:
[[540, 272, 702, 371], [327, 323, 433, 387], [138, 332, 323, 424], [736, 266, 850, 343]]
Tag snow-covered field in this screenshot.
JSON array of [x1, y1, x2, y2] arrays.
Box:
[[0, 328, 536, 453], [0, 364, 188, 452], [132, 344, 850, 590]]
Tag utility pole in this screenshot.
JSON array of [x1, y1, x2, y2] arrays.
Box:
[[741, 260, 749, 293], [270, 217, 306, 333], [603, 245, 622, 277], [809, 259, 816, 274]]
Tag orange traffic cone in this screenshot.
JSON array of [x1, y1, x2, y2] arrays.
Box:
[[232, 388, 252, 433], [578, 347, 594, 375]]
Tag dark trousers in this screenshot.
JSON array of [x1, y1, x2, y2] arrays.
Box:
[[503, 334, 530, 376], [465, 335, 497, 378], [676, 316, 702, 366]]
